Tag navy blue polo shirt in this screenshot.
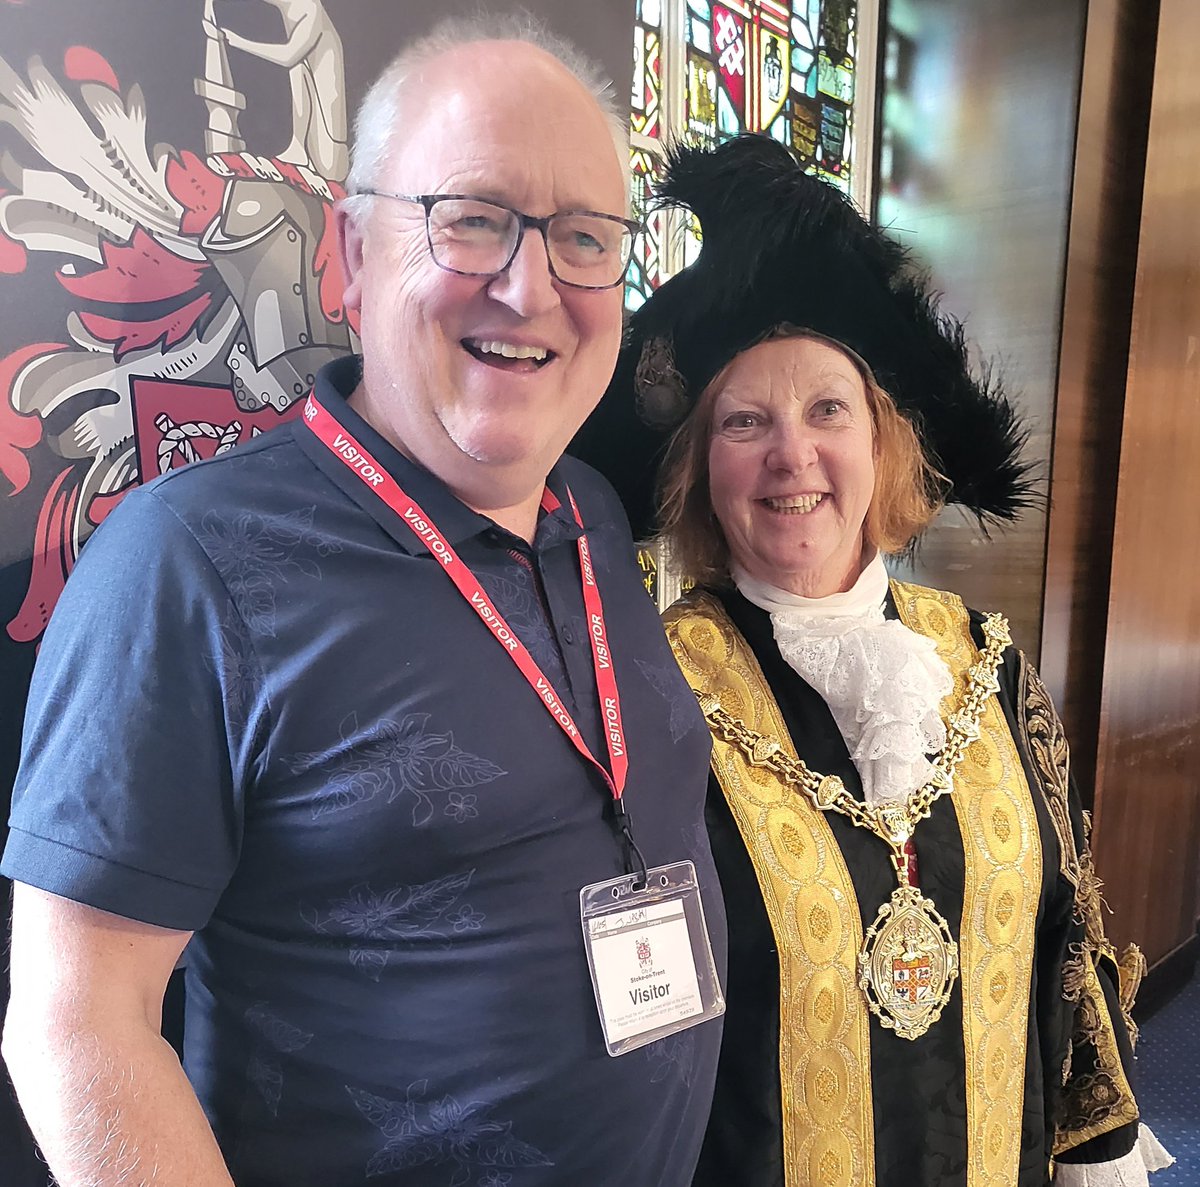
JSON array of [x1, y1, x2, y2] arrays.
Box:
[[4, 357, 725, 1187]]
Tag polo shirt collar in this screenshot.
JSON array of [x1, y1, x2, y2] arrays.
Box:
[[297, 356, 599, 556]]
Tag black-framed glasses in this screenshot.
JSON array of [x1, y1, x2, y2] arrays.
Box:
[[357, 190, 642, 290]]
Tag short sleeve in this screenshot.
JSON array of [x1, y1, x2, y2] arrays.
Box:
[[1, 487, 266, 930]]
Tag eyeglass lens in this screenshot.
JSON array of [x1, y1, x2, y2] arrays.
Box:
[[425, 198, 632, 287]]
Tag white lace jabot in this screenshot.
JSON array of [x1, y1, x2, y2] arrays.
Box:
[[734, 555, 954, 806]]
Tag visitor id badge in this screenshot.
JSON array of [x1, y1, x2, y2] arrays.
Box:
[[580, 860, 725, 1056]]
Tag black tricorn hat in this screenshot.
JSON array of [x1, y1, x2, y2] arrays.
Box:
[[571, 133, 1035, 541]]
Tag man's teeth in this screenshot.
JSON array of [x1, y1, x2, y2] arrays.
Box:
[[763, 493, 824, 513], [473, 340, 549, 361]]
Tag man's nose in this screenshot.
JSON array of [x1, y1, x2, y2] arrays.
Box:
[[487, 227, 561, 317]]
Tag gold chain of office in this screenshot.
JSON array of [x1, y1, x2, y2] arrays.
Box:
[[697, 612, 1011, 851], [697, 611, 1012, 1040]]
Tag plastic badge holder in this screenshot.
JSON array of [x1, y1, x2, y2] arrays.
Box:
[[580, 859, 725, 1057]]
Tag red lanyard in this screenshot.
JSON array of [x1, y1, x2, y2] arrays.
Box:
[[302, 393, 630, 802]]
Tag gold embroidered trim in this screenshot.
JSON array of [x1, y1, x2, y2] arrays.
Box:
[[1117, 944, 1146, 1049], [1010, 634, 1140, 1153], [697, 613, 1008, 859], [1054, 856, 1141, 1150], [1053, 952, 1141, 1153], [890, 580, 1041, 1187], [1018, 657, 1081, 888], [665, 593, 873, 1187], [1075, 848, 1115, 956]]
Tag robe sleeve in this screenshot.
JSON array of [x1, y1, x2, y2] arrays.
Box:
[[1012, 653, 1165, 1175]]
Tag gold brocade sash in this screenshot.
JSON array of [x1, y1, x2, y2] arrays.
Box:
[[666, 582, 1043, 1187], [890, 581, 1042, 1187], [665, 593, 874, 1187]]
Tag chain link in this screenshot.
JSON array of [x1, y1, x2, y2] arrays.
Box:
[[699, 612, 1011, 850]]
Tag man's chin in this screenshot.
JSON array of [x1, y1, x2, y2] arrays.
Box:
[[446, 422, 560, 472]]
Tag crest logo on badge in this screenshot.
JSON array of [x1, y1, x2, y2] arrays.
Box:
[[636, 937, 653, 970]]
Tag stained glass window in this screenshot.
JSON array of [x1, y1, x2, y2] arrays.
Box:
[[685, 0, 859, 182], [627, 0, 868, 313], [627, 0, 668, 310]]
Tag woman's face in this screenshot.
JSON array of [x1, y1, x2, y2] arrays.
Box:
[[707, 336, 876, 598]]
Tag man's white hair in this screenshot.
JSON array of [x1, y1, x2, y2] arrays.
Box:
[[344, 11, 629, 214]]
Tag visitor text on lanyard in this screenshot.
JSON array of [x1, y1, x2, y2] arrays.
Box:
[[301, 394, 644, 875]]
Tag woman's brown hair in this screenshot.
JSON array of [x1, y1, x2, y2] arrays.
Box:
[[654, 328, 945, 586]]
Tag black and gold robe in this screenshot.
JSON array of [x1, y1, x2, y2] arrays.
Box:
[[667, 581, 1143, 1187]]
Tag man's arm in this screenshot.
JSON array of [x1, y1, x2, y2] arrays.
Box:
[[3, 884, 236, 1187]]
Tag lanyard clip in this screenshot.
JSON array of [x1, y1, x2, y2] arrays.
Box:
[[612, 797, 648, 891]]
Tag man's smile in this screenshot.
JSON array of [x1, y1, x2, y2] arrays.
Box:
[[462, 337, 555, 371]]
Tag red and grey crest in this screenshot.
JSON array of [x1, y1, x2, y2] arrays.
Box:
[[0, 3, 354, 646]]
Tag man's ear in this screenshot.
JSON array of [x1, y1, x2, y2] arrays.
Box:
[[335, 199, 367, 314]]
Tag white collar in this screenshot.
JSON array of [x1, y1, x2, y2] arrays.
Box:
[[733, 551, 890, 621]]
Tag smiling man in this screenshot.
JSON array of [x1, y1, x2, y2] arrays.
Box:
[[2, 17, 725, 1187]]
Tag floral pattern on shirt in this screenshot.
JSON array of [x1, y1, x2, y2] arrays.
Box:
[[243, 1002, 314, 1118], [635, 657, 702, 743], [302, 870, 478, 981], [291, 711, 507, 826], [197, 505, 341, 636], [206, 605, 260, 729], [346, 1079, 553, 1185], [477, 561, 568, 693], [642, 1028, 697, 1088]]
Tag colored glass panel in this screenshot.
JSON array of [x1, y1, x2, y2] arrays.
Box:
[[759, 30, 790, 127], [638, 0, 663, 25], [632, 0, 862, 310], [817, 49, 854, 105], [631, 24, 663, 138], [716, 85, 740, 136], [819, 0, 853, 60], [818, 99, 849, 176], [626, 149, 666, 311], [792, 97, 821, 166], [792, 44, 816, 93], [713, 5, 748, 124], [687, 53, 719, 141], [681, 209, 703, 268], [791, 11, 817, 49]]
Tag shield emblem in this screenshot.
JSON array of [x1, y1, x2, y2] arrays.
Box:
[[891, 954, 934, 1004]]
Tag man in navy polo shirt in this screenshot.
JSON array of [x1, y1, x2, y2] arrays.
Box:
[[2, 17, 725, 1187]]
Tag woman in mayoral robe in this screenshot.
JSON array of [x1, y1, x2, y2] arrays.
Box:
[[573, 133, 1172, 1187]]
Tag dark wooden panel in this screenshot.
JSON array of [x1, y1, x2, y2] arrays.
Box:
[[1039, 0, 1157, 806], [1092, 0, 1200, 966], [878, 0, 1087, 658], [1134, 926, 1198, 1024]]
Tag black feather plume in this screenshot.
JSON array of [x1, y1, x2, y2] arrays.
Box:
[[572, 134, 1036, 540]]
